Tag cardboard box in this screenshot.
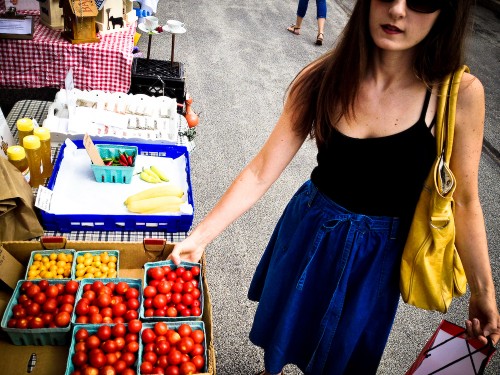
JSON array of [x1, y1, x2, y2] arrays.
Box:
[[0, 237, 216, 375]]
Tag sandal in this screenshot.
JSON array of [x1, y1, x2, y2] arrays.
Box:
[[315, 32, 324, 46], [287, 24, 301, 35]]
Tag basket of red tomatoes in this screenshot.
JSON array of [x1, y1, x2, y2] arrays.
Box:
[[72, 278, 142, 325], [141, 261, 203, 321], [138, 321, 207, 375], [65, 321, 143, 375], [0, 279, 79, 345]]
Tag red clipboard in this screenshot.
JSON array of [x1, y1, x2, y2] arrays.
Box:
[[406, 320, 496, 375]]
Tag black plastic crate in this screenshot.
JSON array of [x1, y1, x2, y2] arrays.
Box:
[[130, 58, 186, 112]]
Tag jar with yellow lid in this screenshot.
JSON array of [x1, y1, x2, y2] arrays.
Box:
[[7, 145, 30, 183], [23, 135, 44, 187], [16, 118, 35, 146], [33, 127, 53, 179]]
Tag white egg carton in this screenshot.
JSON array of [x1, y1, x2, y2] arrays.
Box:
[[43, 89, 190, 147]]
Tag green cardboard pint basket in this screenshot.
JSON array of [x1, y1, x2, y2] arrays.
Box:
[[91, 144, 137, 184]]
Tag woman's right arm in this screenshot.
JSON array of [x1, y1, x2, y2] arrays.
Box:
[[169, 96, 309, 264]]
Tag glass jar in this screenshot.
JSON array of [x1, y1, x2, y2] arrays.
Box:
[[16, 118, 34, 146], [33, 127, 53, 179], [7, 145, 30, 183], [23, 135, 44, 188]]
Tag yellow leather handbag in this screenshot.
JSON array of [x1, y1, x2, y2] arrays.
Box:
[[400, 65, 469, 313]]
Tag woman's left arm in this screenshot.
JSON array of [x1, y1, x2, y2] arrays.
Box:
[[451, 72, 500, 345]]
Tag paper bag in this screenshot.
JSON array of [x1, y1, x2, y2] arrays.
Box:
[[0, 157, 44, 241], [406, 320, 496, 375]]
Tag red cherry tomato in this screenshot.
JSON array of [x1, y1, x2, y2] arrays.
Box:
[[128, 319, 142, 334], [75, 328, 89, 342], [112, 303, 127, 317], [140, 361, 154, 374], [115, 281, 129, 295], [89, 351, 107, 369], [153, 294, 167, 309], [179, 361, 197, 375], [166, 306, 178, 317], [148, 267, 166, 281], [126, 298, 140, 311], [75, 301, 90, 316], [26, 284, 41, 298], [154, 322, 169, 336], [190, 266, 200, 277], [72, 351, 88, 367], [167, 349, 182, 365], [112, 323, 127, 338], [177, 324, 192, 338], [191, 355, 205, 372], [91, 280, 104, 293], [89, 313, 103, 324], [181, 270, 193, 282], [125, 287, 139, 300], [155, 340, 171, 355], [144, 286, 157, 298], [97, 325, 112, 341], [143, 351, 157, 364], [165, 366, 180, 375], [141, 328, 156, 343], [86, 335, 101, 349], [190, 343, 204, 357], [65, 280, 79, 295], [178, 337, 195, 354]]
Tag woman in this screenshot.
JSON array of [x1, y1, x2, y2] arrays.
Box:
[[287, 0, 327, 45], [171, 0, 500, 373]]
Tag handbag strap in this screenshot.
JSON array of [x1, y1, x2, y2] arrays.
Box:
[[435, 65, 470, 164]]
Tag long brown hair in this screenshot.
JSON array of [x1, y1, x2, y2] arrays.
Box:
[[287, 0, 474, 147]]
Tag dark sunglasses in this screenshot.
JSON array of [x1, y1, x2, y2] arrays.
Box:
[[379, 0, 442, 14]]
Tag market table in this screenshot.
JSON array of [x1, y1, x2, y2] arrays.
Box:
[[6, 99, 191, 242], [0, 10, 135, 93]]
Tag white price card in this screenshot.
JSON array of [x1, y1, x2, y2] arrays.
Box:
[[35, 185, 54, 213]]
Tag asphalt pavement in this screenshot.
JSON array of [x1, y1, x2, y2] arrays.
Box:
[[138, 1, 500, 374]]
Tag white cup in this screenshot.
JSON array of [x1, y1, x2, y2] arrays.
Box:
[[145, 16, 159, 31], [167, 20, 184, 31]]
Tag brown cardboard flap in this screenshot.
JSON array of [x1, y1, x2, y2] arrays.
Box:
[[0, 245, 25, 289]]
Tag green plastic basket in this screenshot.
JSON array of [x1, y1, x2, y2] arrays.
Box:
[[91, 144, 137, 184]]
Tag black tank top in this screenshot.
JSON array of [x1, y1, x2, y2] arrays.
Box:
[[310, 90, 436, 223]]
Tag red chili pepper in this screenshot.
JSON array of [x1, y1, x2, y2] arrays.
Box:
[[127, 155, 133, 165], [119, 159, 128, 166], [105, 160, 113, 166], [119, 153, 128, 165]]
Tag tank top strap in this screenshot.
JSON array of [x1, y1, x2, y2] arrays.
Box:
[[418, 89, 432, 123]]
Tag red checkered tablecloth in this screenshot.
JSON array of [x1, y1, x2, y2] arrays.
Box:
[[0, 10, 136, 93]]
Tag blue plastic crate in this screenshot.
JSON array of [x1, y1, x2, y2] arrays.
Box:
[[138, 321, 208, 374], [72, 250, 120, 280], [65, 323, 139, 375], [71, 277, 142, 324], [140, 260, 203, 322], [0, 279, 76, 345], [91, 144, 138, 184], [41, 139, 194, 232], [25, 249, 76, 280]]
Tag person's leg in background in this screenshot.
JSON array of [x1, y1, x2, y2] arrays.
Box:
[[315, 0, 326, 45], [287, 0, 309, 35]]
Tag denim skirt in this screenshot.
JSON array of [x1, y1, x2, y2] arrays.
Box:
[[248, 180, 406, 374]]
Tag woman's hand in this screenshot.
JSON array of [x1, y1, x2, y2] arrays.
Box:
[[466, 293, 500, 345], [168, 236, 206, 265]]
